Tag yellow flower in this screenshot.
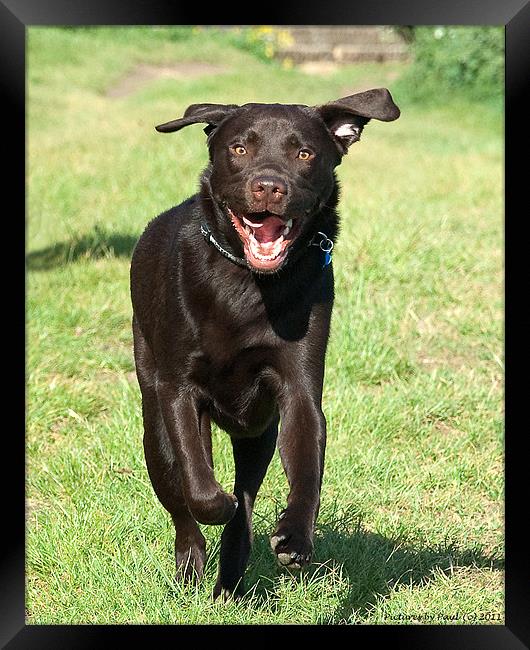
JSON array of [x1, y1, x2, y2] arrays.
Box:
[[278, 30, 294, 47]]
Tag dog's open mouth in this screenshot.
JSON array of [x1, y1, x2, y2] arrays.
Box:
[[228, 208, 301, 272]]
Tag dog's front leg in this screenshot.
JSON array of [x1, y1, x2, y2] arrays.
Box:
[[271, 394, 326, 569], [156, 380, 238, 525]]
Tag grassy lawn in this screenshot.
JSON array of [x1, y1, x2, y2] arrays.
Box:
[[26, 27, 504, 625]]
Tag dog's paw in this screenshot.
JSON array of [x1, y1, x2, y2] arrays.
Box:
[[188, 489, 238, 525], [212, 581, 245, 602], [175, 543, 206, 583], [270, 510, 313, 570]]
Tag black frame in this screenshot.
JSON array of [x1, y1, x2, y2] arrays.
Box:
[[5, 0, 528, 645]]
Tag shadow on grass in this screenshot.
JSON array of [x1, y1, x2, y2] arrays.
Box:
[[245, 519, 503, 622], [26, 226, 139, 271]]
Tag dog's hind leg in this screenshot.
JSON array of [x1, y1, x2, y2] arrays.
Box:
[[133, 318, 207, 582], [213, 416, 279, 599]]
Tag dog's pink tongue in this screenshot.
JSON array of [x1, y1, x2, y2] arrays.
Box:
[[253, 216, 285, 243]]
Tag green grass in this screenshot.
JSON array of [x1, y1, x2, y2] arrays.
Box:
[[26, 27, 504, 625]]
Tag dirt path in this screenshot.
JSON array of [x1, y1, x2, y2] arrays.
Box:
[[106, 62, 229, 98]]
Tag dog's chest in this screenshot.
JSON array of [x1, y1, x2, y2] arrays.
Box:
[[189, 313, 280, 434], [192, 314, 277, 386]]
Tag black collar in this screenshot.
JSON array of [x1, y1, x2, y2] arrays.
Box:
[[200, 223, 248, 267], [200, 223, 333, 270]]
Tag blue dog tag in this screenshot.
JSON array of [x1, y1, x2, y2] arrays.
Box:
[[323, 251, 332, 267]]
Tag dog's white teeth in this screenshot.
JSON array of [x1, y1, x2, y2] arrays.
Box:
[[286, 219, 293, 228], [283, 219, 293, 236], [243, 216, 264, 229]]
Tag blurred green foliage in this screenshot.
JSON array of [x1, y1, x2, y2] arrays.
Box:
[[395, 27, 504, 104], [211, 26, 293, 63]]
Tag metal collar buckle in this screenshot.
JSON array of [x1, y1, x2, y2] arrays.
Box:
[[309, 231, 334, 267]]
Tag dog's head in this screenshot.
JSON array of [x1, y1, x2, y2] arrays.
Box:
[[156, 89, 400, 273]]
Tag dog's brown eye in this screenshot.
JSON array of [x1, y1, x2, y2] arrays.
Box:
[[298, 149, 314, 161], [233, 145, 247, 156]]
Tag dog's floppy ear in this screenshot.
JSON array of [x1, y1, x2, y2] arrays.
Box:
[[316, 88, 400, 153], [155, 103, 241, 134]]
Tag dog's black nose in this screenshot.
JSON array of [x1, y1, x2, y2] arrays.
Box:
[[250, 176, 287, 203]]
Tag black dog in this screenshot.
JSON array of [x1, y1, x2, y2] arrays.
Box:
[[130, 88, 400, 598]]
